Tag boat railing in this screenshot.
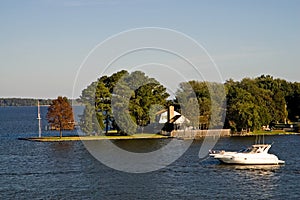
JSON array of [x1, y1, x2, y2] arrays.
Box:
[[209, 150, 225, 154]]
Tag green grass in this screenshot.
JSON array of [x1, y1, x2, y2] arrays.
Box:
[[251, 130, 298, 135], [21, 133, 171, 142]]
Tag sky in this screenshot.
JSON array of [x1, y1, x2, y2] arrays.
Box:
[[0, 0, 299, 99]]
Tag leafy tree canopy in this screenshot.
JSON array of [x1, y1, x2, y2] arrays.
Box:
[[80, 72, 299, 135], [46, 96, 75, 138], [79, 70, 169, 135]]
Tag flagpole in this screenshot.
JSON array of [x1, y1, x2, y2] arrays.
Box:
[[37, 100, 42, 137]]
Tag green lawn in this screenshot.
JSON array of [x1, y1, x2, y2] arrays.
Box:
[[251, 130, 298, 135], [21, 133, 171, 142]]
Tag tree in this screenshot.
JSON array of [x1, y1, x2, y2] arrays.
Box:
[[176, 82, 200, 129], [79, 70, 169, 135], [79, 103, 101, 135], [287, 82, 300, 122], [224, 76, 294, 132], [111, 71, 169, 134], [226, 82, 248, 132], [46, 96, 75, 138], [176, 81, 226, 129], [125, 71, 169, 129]]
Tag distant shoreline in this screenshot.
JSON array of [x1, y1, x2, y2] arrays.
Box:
[[0, 98, 80, 107]]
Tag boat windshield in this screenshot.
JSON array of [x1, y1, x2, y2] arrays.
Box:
[[239, 145, 270, 153], [239, 147, 260, 153], [250, 147, 259, 153], [239, 148, 252, 153]]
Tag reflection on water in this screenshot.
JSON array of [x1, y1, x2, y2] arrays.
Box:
[[216, 164, 283, 179], [200, 161, 283, 199], [217, 164, 282, 171], [50, 141, 75, 152], [111, 138, 171, 153]]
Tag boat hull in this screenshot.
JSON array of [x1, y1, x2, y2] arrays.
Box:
[[210, 144, 285, 165], [211, 153, 285, 165]]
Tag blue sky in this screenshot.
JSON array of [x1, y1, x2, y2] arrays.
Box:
[[0, 0, 299, 98]]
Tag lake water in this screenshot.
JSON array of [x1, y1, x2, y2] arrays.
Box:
[[1, 106, 300, 199]]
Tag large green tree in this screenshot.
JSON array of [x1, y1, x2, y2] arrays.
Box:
[[79, 103, 101, 135], [176, 81, 226, 129], [112, 71, 170, 134], [255, 75, 289, 123], [225, 82, 258, 132], [225, 75, 294, 132], [79, 70, 169, 135], [286, 82, 300, 122], [46, 96, 75, 138]]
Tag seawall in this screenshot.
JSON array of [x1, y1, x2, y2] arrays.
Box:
[[171, 129, 231, 139]]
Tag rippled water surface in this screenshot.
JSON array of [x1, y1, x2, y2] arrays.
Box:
[[0, 107, 300, 199]]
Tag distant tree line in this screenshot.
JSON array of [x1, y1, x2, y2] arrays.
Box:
[[0, 98, 82, 107], [0, 98, 53, 106]]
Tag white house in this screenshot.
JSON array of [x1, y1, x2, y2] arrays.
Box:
[[156, 106, 190, 125]]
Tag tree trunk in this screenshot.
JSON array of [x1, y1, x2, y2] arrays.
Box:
[[59, 120, 62, 138]]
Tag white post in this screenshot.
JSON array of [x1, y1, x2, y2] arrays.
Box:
[[37, 100, 42, 137]]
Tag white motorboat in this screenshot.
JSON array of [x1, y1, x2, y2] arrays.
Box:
[[209, 144, 285, 165]]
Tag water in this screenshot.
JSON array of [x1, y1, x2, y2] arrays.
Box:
[[1, 107, 300, 199]]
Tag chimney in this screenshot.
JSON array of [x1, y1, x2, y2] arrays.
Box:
[[168, 106, 174, 122]]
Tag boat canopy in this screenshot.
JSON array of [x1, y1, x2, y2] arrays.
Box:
[[249, 144, 271, 153]]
